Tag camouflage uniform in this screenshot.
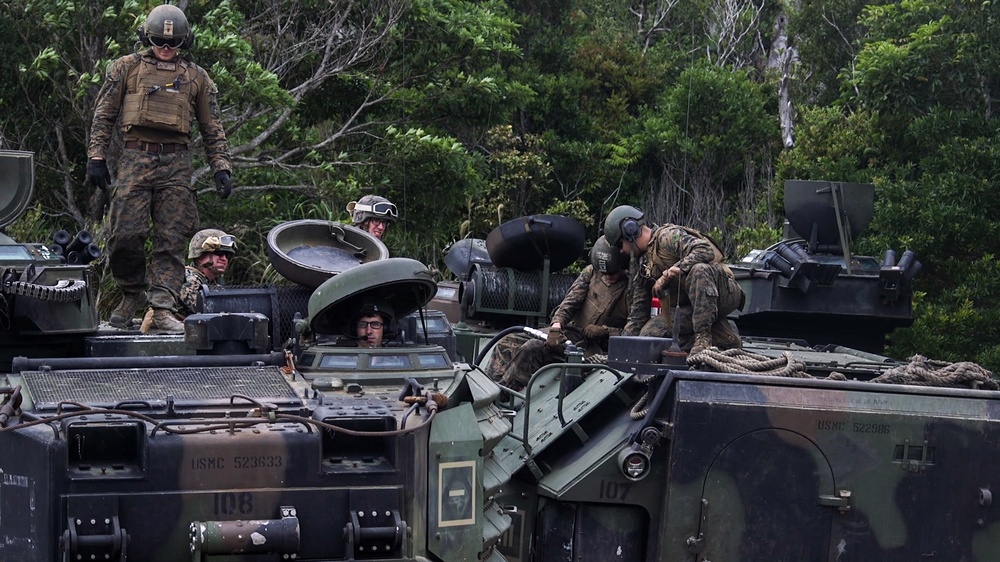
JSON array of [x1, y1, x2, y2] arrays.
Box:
[[484, 265, 628, 389], [626, 224, 744, 351], [89, 50, 231, 311], [623, 254, 653, 336], [177, 265, 213, 317]]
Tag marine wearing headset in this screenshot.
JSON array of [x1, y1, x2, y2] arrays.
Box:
[[603, 205, 744, 355]]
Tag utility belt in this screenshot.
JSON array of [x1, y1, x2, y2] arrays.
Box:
[[124, 140, 189, 154]]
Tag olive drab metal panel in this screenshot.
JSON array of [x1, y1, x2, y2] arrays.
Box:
[[0, 150, 33, 229]]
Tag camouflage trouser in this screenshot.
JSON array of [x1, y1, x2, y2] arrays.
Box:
[[107, 150, 198, 311], [482, 326, 587, 390], [640, 262, 744, 351], [483, 332, 531, 385]]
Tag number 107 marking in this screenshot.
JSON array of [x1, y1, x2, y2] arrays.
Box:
[[599, 480, 632, 501]]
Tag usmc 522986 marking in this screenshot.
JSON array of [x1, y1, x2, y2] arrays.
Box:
[[816, 419, 891, 434]]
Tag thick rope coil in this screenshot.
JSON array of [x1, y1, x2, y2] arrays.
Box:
[[869, 354, 998, 390], [687, 347, 812, 377]]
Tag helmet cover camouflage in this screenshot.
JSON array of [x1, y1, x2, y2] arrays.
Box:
[[347, 195, 397, 226], [188, 228, 236, 260]]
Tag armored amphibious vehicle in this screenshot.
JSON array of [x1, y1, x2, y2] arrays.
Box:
[[1, 148, 998, 562], [0, 151, 504, 561], [454, 181, 999, 562]]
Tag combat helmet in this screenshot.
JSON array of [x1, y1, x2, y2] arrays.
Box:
[[590, 235, 626, 274], [603, 205, 644, 248], [188, 229, 236, 260], [347, 195, 398, 226], [139, 4, 193, 50]]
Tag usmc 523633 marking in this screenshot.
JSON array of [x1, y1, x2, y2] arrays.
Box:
[[191, 455, 285, 470]]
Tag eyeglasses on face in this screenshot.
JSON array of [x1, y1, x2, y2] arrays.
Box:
[[211, 250, 233, 258], [357, 321, 384, 330], [149, 36, 185, 49], [354, 201, 398, 218]]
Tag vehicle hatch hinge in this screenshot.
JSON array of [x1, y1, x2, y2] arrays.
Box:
[[61, 515, 128, 562]]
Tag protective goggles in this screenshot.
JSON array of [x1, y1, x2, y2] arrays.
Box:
[[202, 235, 236, 253], [149, 35, 185, 49], [352, 201, 398, 218]]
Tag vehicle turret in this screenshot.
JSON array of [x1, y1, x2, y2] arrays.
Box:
[[731, 180, 921, 352]]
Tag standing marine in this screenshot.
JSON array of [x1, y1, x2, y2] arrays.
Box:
[[87, 4, 233, 332], [603, 204, 744, 354], [484, 236, 629, 390]]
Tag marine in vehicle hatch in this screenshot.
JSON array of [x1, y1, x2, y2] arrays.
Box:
[[346, 195, 397, 240], [484, 235, 629, 390], [604, 204, 744, 354], [350, 298, 395, 348], [87, 4, 233, 333]]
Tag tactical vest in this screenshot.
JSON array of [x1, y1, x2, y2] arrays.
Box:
[[574, 272, 628, 329], [120, 55, 195, 135]]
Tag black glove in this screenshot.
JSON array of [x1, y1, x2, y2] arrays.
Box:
[[545, 327, 567, 351], [86, 159, 110, 192], [214, 170, 233, 199], [583, 324, 610, 342]]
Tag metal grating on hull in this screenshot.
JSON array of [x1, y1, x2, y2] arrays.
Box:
[[22, 366, 301, 411]]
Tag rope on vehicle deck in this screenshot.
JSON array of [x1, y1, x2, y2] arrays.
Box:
[[687, 349, 997, 389], [869, 354, 998, 390], [687, 347, 812, 377]]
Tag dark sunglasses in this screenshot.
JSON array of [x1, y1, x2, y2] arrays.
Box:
[[149, 35, 184, 49], [357, 321, 384, 330], [354, 201, 398, 218], [212, 250, 233, 258]]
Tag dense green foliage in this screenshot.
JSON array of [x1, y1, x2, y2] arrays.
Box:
[[2, 0, 999, 370]]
